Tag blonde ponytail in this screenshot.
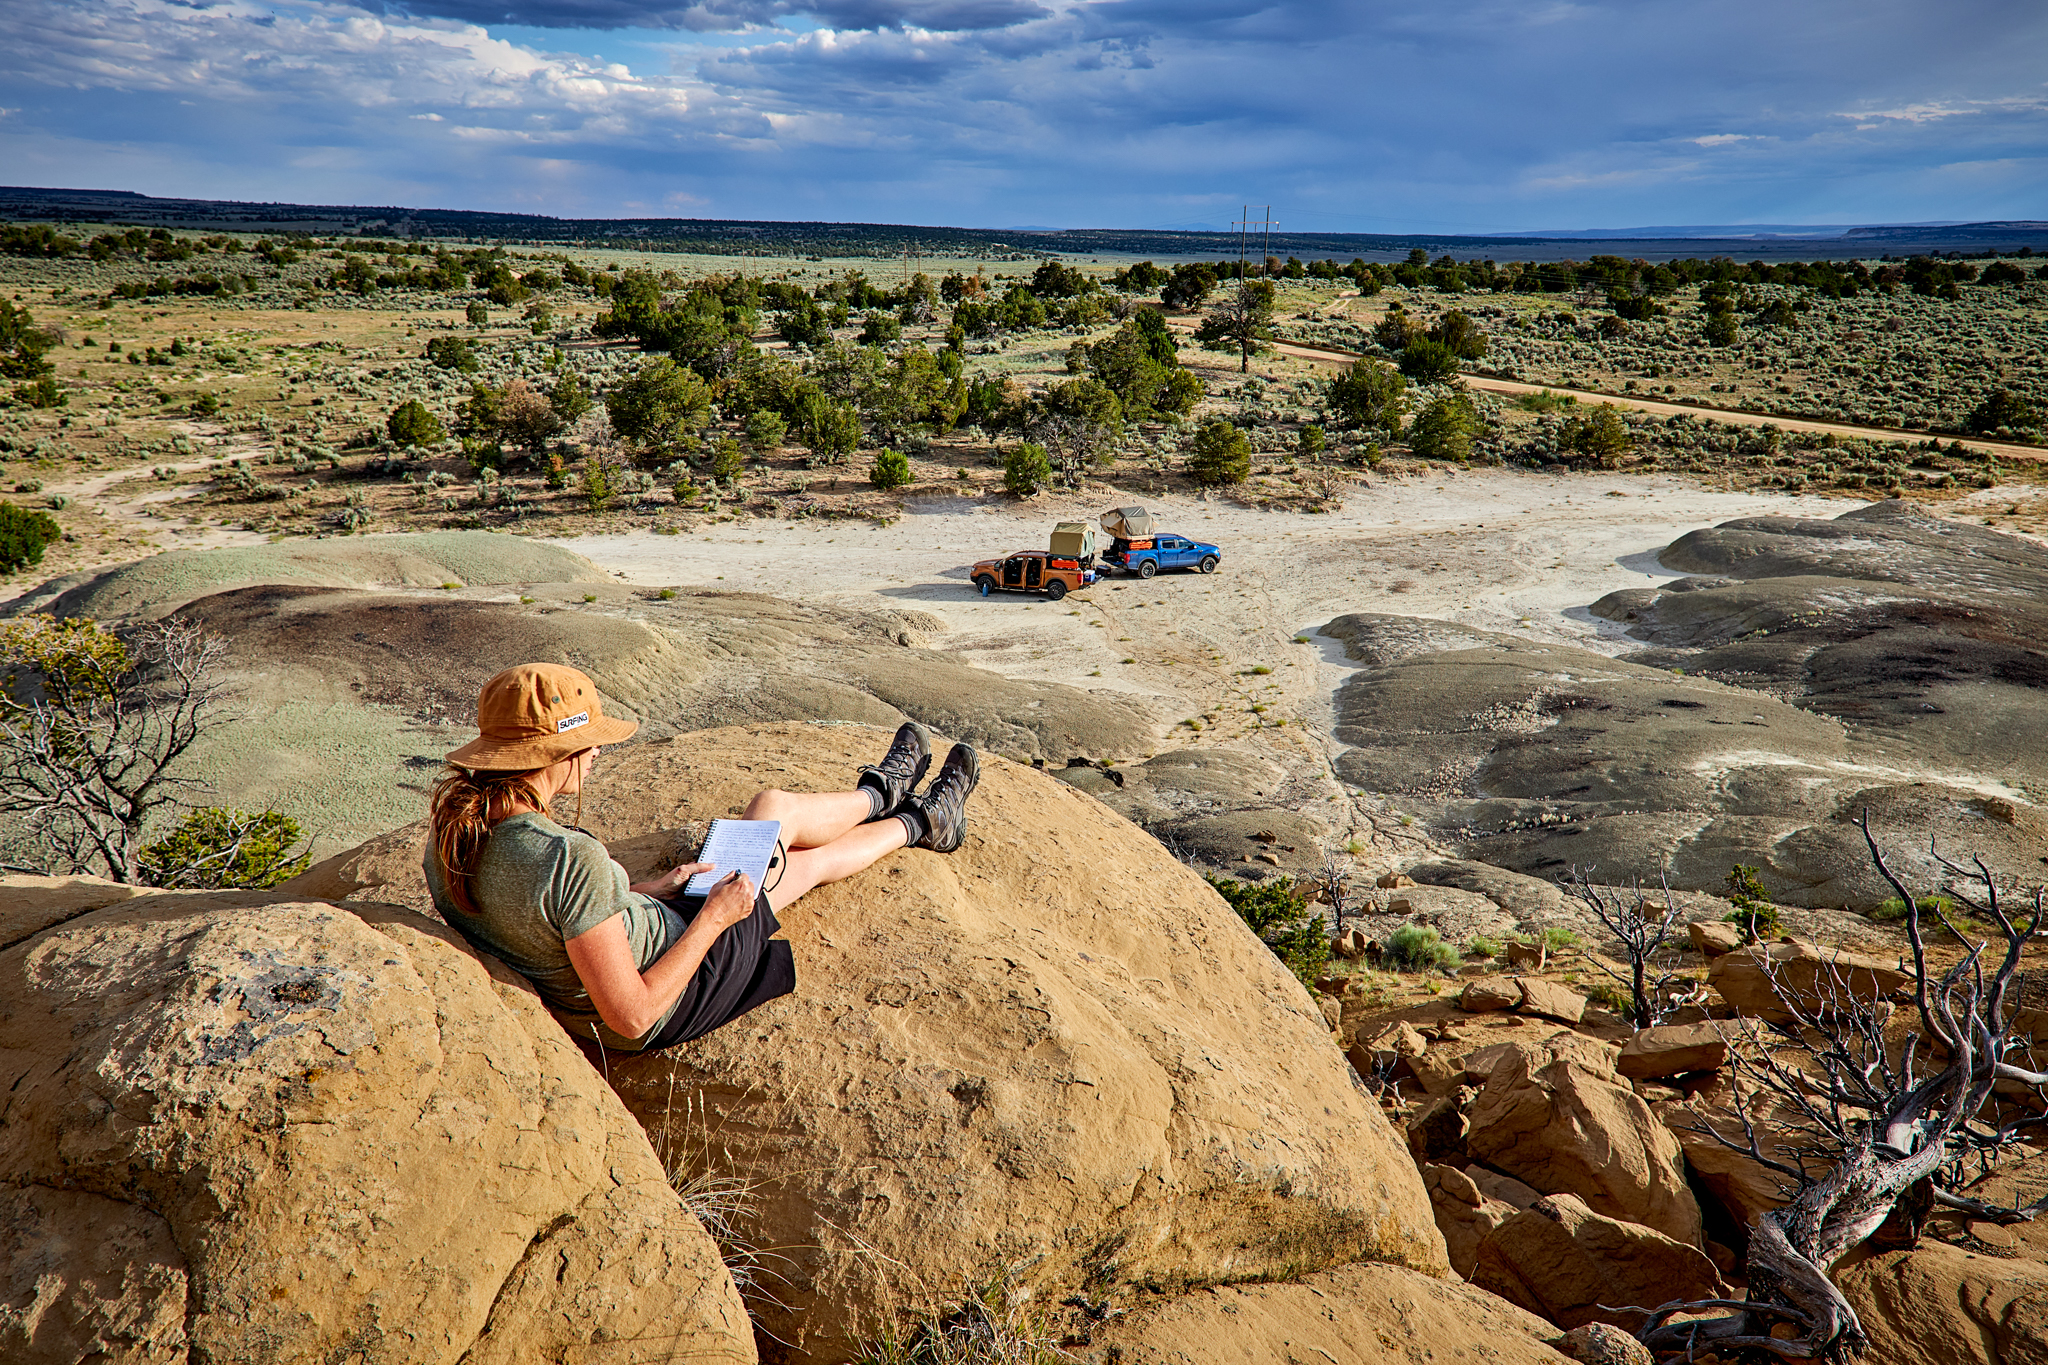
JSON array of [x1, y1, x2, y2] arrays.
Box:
[[429, 765, 546, 915]]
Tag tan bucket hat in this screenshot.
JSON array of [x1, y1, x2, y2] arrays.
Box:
[[446, 662, 638, 771]]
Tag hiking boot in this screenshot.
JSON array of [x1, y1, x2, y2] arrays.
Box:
[[912, 743, 980, 852], [859, 722, 931, 821]]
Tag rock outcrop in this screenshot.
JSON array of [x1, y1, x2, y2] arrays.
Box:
[[533, 724, 1444, 1362], [1319, 503, 2048, 907], [0, 879, 754, 1365], [1073, 1260, 1572, 1365], [1836, 1241, 2048, 1365]]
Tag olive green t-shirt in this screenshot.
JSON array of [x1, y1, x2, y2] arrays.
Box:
[[424, 812, 686, 1050]]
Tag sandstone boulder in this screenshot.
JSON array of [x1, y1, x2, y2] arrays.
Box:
[[1470, 1194, 1721, 1331], [1461, 978, 1520, 1011], [1467, 1054, 1702, 1247], [1709, 940, 1909, 1022], [562, 725, 1444, 1362], [1617, 1024, 1729, 1080], [1074, 1260, 1571, 1365], [1651, 1093, 1795, 1233], [1516, 977, 1588, 1024], [0, 882, 753, 1365], [1688, 920, 1743, 957], [1408, 1098, 1470, 1166], [1557, 1322, 1656, 1365], [1836, 1240, 2048, 1365], [1470, 1167, 1543, 1210], [1421, 1164, 1515, 1277]]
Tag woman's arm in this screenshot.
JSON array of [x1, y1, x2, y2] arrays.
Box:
[[564, 870, 757, 1040]]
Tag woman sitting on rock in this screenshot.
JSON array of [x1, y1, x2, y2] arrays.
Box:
[[426, 662, 979, 1052]]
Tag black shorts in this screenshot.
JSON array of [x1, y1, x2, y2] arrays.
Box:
[[644, 889, 797, 1049]]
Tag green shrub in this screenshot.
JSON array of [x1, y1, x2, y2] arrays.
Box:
[[1386, 923, 1458, 973], [1325, 362, 1409, 435], [1723, 863, 1781, 938], [1205, 874, 1328, 987], [387, 398, 446, 448], [1409, 391, 1478, 461], [1187, 420, 1251, 485], [11, 377, 66, 409], [1002, 442, 1051, 496], [425, 335, 479, 373], [708, 436, 747, 482], [1464, 934, 1501, 959], [1397, 337, 1461, 383], [1871, 895, 1952, 924], [0, 501, 62, 572], [869, 448, 912, 491], [137, 807, 311, 889], [744, 409, 787, 450]]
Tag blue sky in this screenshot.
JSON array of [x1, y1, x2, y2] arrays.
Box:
[[1, 0, 2043, 231]]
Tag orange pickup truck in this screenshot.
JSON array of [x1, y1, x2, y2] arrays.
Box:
[[969, 551, 1096, 600]]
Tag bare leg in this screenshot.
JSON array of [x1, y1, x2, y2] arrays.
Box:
[[743, 788, 872, 849], [767, 819, 909, 913]]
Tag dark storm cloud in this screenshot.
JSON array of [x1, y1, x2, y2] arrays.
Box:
[[367, 0, 1048, 31], [0, 0, 2042, 230]]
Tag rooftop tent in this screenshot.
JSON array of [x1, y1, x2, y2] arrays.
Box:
[[1049, 522, 1098, 559], [1100, 506, 1155, 539]]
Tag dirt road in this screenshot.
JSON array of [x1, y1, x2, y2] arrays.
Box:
[[1235, 330, 2048, 465]]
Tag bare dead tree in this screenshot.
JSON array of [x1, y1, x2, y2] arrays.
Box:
[[0, 615, 234, 883], [1631, 821, 2048, 1362], [1560, 867, 1692, 1028]]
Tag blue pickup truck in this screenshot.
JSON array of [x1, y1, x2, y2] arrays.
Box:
[[1104, 532, 1222, 579]]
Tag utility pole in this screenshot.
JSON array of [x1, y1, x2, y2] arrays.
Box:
[[1229, 205, 1277, 373]]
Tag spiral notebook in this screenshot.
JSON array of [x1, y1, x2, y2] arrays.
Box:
[[681, 819, 782, 898]]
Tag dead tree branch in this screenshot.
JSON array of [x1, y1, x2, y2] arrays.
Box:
[[1637, 817, 2046, 1363]]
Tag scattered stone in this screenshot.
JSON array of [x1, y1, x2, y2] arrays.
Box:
[[1516, 978, 1589, 1025], [1332, 927, 1367, 959], [1405, 859, 1570, 923], [1461, 978, 1521, 1012], [1470, 1194, 1722, 1332], [1505, 941, 1546, 969], [1468, 1054, 1703, 1247], [1616, 1024, 1729, 1080], [1688, 920, 1743, 957], [1556, 1322, 1656, 1365], [1378, 872, 1417, 889]]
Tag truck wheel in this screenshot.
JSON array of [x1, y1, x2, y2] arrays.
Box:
[[1137, 559, 1156, 579], [975, 576, 995, 596], [1199, 555, 1218, 574], [1045, 578, 1068, 601]]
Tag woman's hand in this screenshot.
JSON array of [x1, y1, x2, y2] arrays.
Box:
[[697, 870, 757, 932], [630, 862, 710, 899], [565, 868, 757, 1041]]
